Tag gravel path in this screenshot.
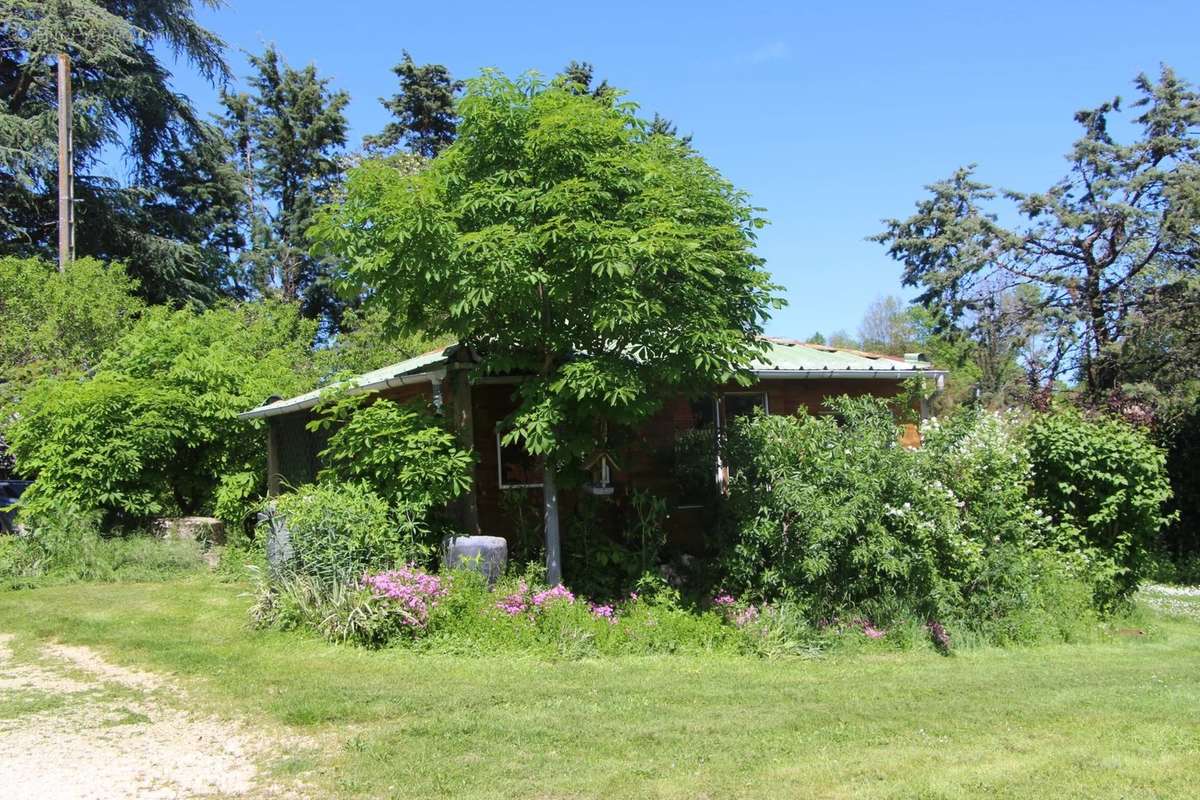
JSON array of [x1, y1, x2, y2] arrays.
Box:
[[0, 633, 300, 799]]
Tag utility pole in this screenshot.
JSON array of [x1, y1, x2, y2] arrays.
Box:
[[57, 52, 74, 272]]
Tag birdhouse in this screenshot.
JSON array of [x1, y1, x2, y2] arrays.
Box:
[[583, 450, 620, 496]]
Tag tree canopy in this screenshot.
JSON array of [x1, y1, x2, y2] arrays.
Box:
[[0, 0, 243, 305], [314, 71, 781, 581], [876, 67, 1200, 401], [364, 51, 463, 158]]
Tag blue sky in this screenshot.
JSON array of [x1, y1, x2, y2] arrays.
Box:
[[165, 0, 1200, 338]]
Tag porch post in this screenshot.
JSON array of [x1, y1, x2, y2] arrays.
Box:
[[266, 419, 282, 497], [449, 365, 481, 534]]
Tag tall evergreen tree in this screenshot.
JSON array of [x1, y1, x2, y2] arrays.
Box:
[[876, 67, 1200, 400], [364, 51, 462, 158], [224, 45, 349, 331], [0, 0, 239, 305]]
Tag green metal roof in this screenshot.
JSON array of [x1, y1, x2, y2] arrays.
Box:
[[239, 345, 456, 420], [241, 338, 941, 420], [750, 337, 936, 374]]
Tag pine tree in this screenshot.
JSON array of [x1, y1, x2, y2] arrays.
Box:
[[226, 45, 349, 331], [364, 51, 462, 158], [0, 0, 238, 305]]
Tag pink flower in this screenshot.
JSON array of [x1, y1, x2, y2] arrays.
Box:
[[862, 624, 886, 639], [713, 594, 737, 607], [360, 566, 446, 629], [589, 603, 617, 624], [532, 584, 575, 607]]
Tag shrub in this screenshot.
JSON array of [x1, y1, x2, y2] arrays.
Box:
[[1026, 405, 1174, 605], [267, 482, 427, 583], [312, 396, 473, 510], [716, 398, 1116, 644], [8, 302, 317, 522], [718, 397, 965, 620]]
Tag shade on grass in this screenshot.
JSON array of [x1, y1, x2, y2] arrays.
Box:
[[1, 578, 1197, 799]]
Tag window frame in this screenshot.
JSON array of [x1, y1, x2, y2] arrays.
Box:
[[719, 391, 769, 428], [496, 430, 544, 490]]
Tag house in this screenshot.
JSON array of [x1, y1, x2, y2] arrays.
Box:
[[239, 338, 944, 550]]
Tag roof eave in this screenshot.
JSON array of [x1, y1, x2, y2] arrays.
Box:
[[752, 368, 946, 380], [237, 367, 448, 421]]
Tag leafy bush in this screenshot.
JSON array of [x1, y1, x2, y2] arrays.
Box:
[[8, 302, 317, 522], [718, 397, 965, 619], [267, 482, 427, 583], [311, 395, 473, 516], [1026, 405, 1174, 605], [563, 489, 670, 600], [716, 399, 1119, 645], [0, 256, 144, 394]]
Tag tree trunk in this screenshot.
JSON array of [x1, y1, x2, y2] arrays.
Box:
[[543, 462, 562, 586]]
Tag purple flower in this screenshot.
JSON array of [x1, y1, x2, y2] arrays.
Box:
[[713, 594, 737, 607], [589, 603, 617, 624], [532, 584, 575, 607], [360, 566, 447, 629]]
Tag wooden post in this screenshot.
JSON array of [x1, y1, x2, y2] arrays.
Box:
[[543, 463, 562, 585], [56, 53, 74, 272], [266, 420, 282, 497], [449, 366, 480, 533]]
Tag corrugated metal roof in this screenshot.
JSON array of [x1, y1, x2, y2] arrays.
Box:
[[750, 337, 935, 373], [240, 338, 942, 420], [238, 346, 454, 420]]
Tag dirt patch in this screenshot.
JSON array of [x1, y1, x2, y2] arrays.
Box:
[[0, 633, 305, 799], [42, 642, 166, 691]]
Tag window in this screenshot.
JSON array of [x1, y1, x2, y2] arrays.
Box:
[[687, 396, 718, 430], [496, 432, 542, 489], [721, 392, 768, 426]]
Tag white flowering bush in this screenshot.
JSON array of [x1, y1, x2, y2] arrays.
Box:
[[718, 398, 1102, 643], [719, 397, 965, 620]]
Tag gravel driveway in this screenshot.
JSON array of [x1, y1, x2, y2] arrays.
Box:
[[0, 633, 302, 799]]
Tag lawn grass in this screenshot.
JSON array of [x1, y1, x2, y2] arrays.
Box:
[[1, 577, 1198, 799]]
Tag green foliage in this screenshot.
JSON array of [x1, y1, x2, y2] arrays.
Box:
[[919, 406, 1047, 549], [212, 471, 262, 539], [0, 509, 207, 589], [254, 565, 751, 657], [0, 256, 144, 381], [1027, 405, 1174, 605], [876, 67, 1200, 398], [221, 45, 349, 330], [267, 482, 426, 583], [311, 396, 473, 513], [313, 70, 782, 471], [719, 398, 964, 618], [9, 301, 316, 520], [312, 305, 452, 381], [717, 398, 1119, 644], [364, 51, 463, 158], [0, 1, 241, 305]]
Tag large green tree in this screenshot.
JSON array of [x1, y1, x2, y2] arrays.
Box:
[[0, 0, 242, 305], [364, 51, 462, 158], [222, 45, 349, 330], [314, 71, 780, 583], [875, 67, 1200, 400]]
